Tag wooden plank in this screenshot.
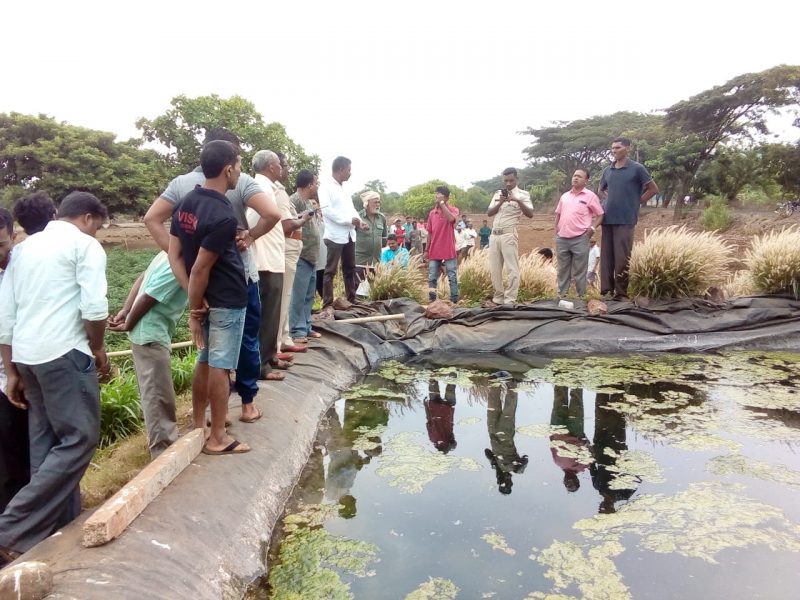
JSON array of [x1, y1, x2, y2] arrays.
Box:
[[82, 429, 204, 547], [107, 340, 193, 358], [336, 313, 405, 324]]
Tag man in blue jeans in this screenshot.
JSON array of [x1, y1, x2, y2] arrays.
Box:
[[168, 140, 250, 455], [0, 192, 109, 563], [425, 186, 459, 303], [289, 170, 322, 344]]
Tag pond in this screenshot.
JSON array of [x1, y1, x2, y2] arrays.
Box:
[[258, 352, 800, 600]]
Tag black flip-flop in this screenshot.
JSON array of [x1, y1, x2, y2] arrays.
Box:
[[202, 440, 250, 456]]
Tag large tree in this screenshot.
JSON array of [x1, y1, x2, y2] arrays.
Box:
[[401, 180, 466, 219], [0, 112, 166, 215], [136, 94, 320, 186], [664, 64, 800, 214]]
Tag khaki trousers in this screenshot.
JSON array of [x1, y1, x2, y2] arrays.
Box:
[[279, 239, 302, 350], [490, 231, 520, 304]]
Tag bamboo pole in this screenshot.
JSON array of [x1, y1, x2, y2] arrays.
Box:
[[335, 313, 405, 324], [107, 340, 194, 358]]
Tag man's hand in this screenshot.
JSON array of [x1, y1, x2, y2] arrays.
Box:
[[351, 217, 363, 228], [108, 309, 128, 327], [189, 298, 210, 323], [108, 319, 129, 332], [5, 373, 27, 410], [235, 229, 253, 252], [190, 315, 205, 350], [93, 348, 111, 381]]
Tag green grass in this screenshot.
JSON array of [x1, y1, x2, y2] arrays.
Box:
[[105, 248, 190, 351]]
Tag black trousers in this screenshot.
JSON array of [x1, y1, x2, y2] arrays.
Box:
[[0, 391, 30, 512], [600, 224, 635, 298], [322, 239, 356, 307], [258, 271, 283, 371]]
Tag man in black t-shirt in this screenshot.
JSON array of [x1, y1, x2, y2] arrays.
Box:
[[168, 140, 250, 455]]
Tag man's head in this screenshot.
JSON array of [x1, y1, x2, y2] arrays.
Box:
[[434, 185, 450, 204], [589, 238, 597, 247], [571, 168, 589, 189], [394, 218, 402, 228], [483, 219, 488, 225], [201, 140, 241, 190], [277, 152, 289, 183], [386, 233, 398, 251], [0, 208, 16, 269], [361, 190, 381, 214], [296, 170, 319, 198], [58, 191, 108, 238], [252, 150, 282, 182], [537, 247, 553, 262], [406, 216, 412, 223], [465, 221, 472, 228], [502, 167, 518, 190], [332, 156, 352, 184], [203, 127, 241, 152], [610, 137, 631, 163], [13, 191, 57, 235]]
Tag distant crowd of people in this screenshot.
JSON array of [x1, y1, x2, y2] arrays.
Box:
[[0, 130, 656, 565]]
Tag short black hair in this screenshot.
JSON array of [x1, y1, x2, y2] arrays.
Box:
[[612, 137, 631, 147], [204, 127, 241, 152], [537, 247, 553, 260], [502, 167, 518, 178], [14, 191, 57, 234], [296, 169, 316, 189], [574, 167, 590, 178], [435, 185, 450, 198], [332, 156, 351, 172], [58, 191, 108, 220], [387, 233, 397, 242], [0, 208, 13, 235], [200, 140, 239, 178]]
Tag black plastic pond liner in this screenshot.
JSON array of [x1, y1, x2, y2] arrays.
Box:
[[314, 295, 800, 366]]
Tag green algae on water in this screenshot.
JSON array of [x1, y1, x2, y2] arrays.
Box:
[[404, 577, 459, 600], [269, 503, 379, 600], [707, 454, 800, 486], [516, 424, 568, 438], [481, 531, 516, 556], [574, 481, 800, 563], [341, 385, 406, 401], [375, 431, 480, 494], [530, 540, 630, 600], [457, 416, 481, 426], [604, 448, 665, 490]]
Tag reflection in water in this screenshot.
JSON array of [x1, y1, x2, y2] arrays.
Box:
[[591, 392, 636, 514], [323, 401, 390, 518], [425, 378, 457, 453], [485, 380, 528, 495], [549, 386, 591, 493]]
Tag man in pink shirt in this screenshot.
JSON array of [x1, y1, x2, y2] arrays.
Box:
[[554, 169, 604, 297], [425, 186, 459, 303]]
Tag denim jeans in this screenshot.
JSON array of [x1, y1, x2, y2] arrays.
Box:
[[198, 307, 247, 370], [289, 257, 317, 338], [428, 258, 458, 303], [234, 281, 261, 404]]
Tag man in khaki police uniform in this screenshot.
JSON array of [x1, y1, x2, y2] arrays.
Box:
[[486, 167, 534, 305]]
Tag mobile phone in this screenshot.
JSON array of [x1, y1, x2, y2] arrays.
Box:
[[306, 209, 315, 217], [500, 189, 509, 198]]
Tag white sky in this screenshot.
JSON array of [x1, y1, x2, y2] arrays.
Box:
[[2, 1, 799, 193]]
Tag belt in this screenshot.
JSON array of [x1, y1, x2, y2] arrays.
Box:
[[285, 230, 303, 241], [492, 228, 513, 235]]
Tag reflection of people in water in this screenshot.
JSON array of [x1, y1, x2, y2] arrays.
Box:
[[485, 380, 528, 495], [323, 399, 390, 518], [425, 378, 457, 453], [590, 392, 636, 514], [549, 386, 591, 492]]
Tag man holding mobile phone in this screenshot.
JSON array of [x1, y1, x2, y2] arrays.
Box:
[[486, 167, 534, 306]]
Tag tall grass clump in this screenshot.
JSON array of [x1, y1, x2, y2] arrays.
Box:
[[699, 195, 733, 231], [455, 249, 493, 303], [517, 252, 557, 302], [628, 226, 732, 299], [724, 270, 757, 298], [745, 226, 800, 297], [367, 255, 426, 303]]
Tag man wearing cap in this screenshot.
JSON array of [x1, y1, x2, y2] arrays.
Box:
[[486, 167, 534, 305], [355, 190, 388, 281], [425, 185, 459, 303]]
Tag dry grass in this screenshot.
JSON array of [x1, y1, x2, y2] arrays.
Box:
[[454, 249, 493, 303], [367, 254, 426, 303], [628, 226, 733, 299], [745, 226, 800, 297], [517, 253, 558, 302], [724, 270, 757, 298], [81, 391, 193, 508]]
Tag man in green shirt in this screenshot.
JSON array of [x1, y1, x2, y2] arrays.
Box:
[[355, 190, 388, 281], [109, 251, 188, 458], [479, 220, 492, 249]]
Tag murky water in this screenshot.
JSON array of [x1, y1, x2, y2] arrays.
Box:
[[260, 352, 800, 600]]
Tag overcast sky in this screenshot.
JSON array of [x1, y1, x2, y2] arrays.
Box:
[[3, 1, 799, 194]]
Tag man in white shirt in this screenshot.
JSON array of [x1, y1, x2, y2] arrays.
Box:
[[0, 192, 109, 562], [587, 238, 601, 288], [463, 221, 477, 257], [318, 156, 364, 318]]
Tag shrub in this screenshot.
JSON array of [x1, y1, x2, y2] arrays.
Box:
[[518, 253, 557, 301], [628, 226, 732, 299], [699, 196, 733, 231], [724, 270, 757, 298], [455, 249, 493, 303], [367, 255, 426, 303], [745, 226, 800, 297]]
